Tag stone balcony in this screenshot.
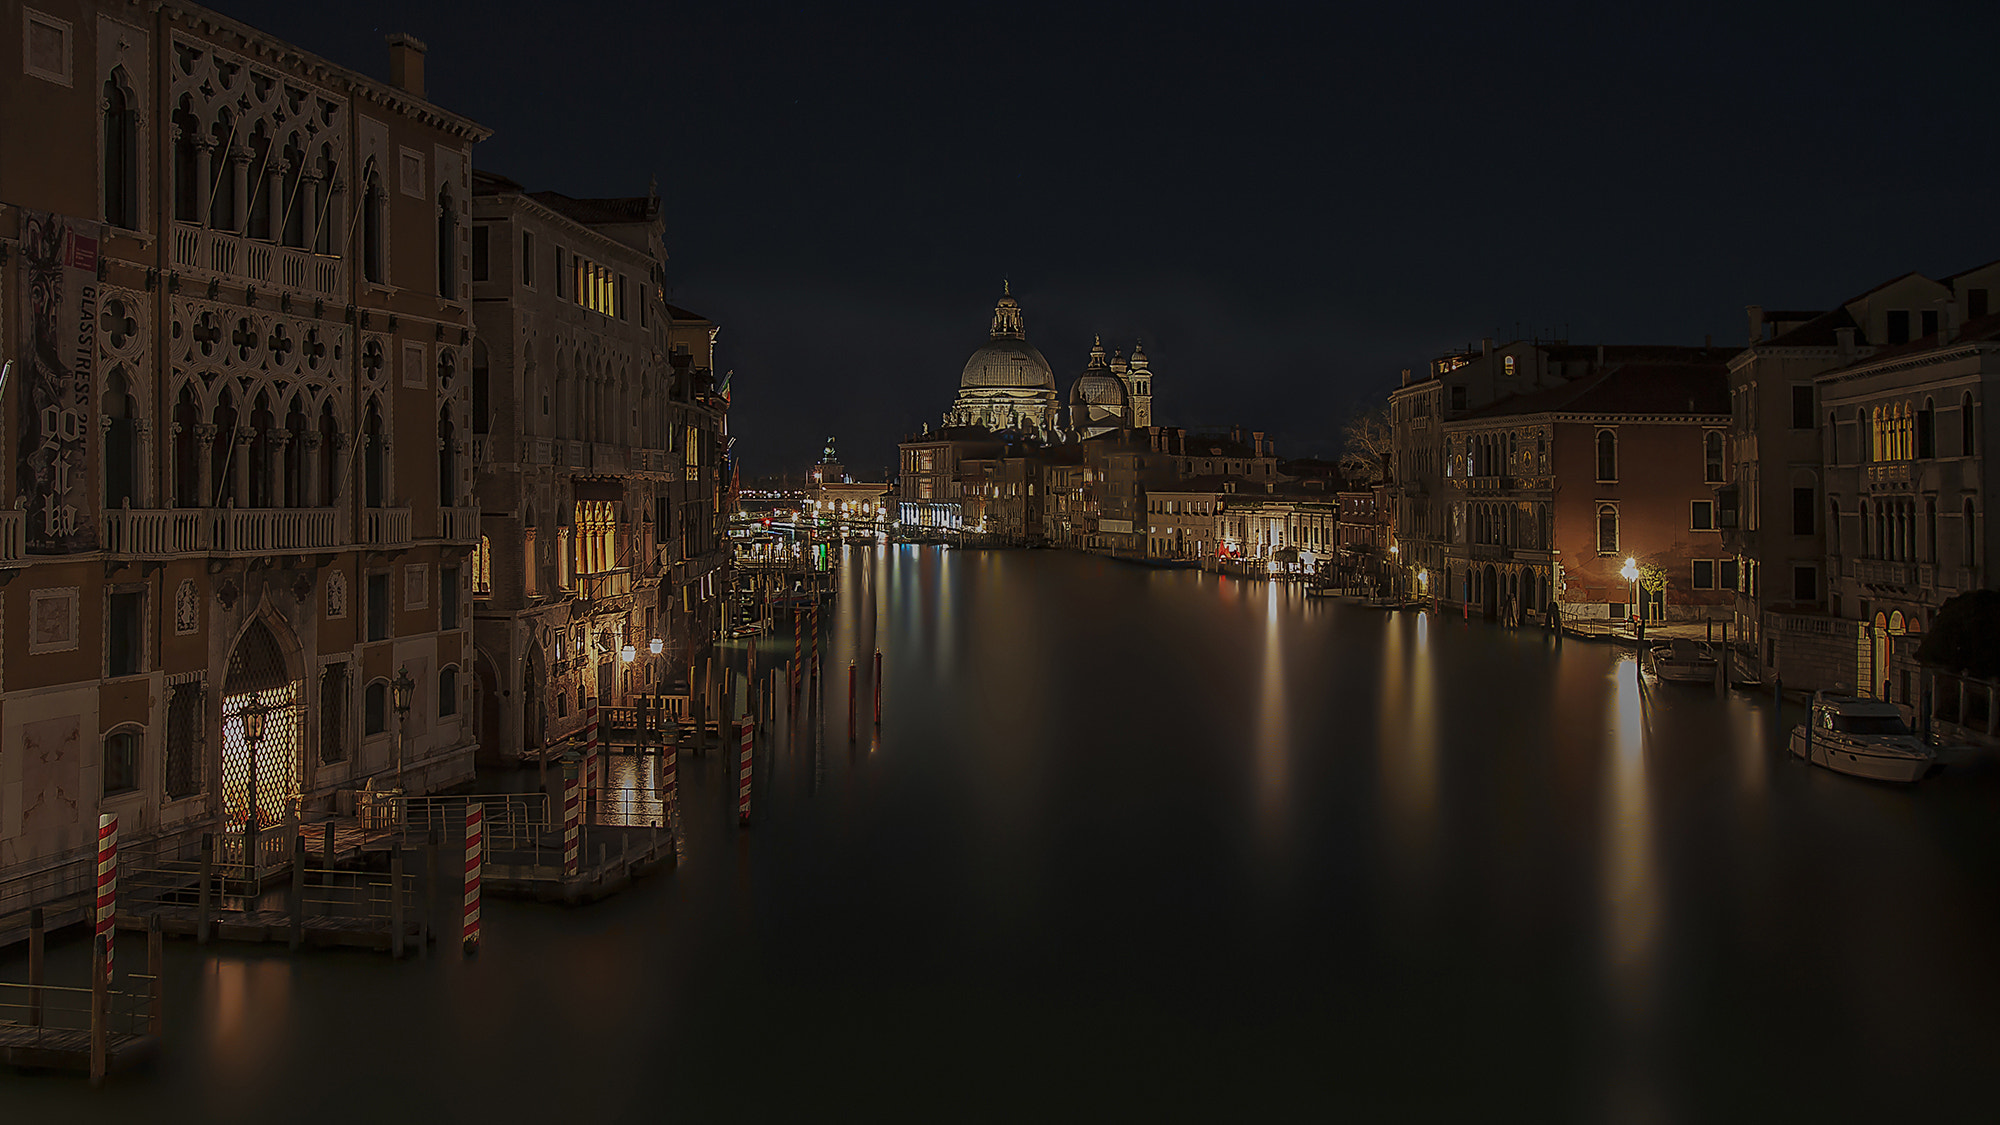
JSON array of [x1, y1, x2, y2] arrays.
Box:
[[102, 506, 340, 556], [1853, 557, 1914, 588], [171, 222, 344, 298], [365, 507, 413, 549], [436, 506, 479, 543], [579, 568, 633, 601]]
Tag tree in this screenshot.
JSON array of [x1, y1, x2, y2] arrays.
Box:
[[1916, 589, 2000, 678], [1340, 405, 1393, 486]]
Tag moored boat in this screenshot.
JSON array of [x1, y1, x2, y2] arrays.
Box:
[[1788, 693, 1936, 783]]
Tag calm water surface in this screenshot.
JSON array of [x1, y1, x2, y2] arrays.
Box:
[[7, 546, 1999, 1120]]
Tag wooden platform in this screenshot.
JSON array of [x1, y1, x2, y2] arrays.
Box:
[[0, 1023, 158, 1076]]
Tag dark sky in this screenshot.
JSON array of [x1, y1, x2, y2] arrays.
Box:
[[221, 0, 2000, 475]]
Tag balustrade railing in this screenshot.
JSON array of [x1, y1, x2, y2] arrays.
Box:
[[365, 507, 413, 548], [1855, 558, 1914, 587], [436, 506, 479, 543], [103, 508, 208, 555], [207, 507, 342, 553], [169, 222, 343, 297], [581, 568, 633, 600]]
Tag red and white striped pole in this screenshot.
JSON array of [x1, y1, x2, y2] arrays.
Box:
[[561, 759, 582, 877], [738, 718, 755, 826], [462, 802, 483, 954], [873, 650, 882, 726], [792, 608, 802, 705], [96, 813, 117, 984], [663, 741, 678, 809]]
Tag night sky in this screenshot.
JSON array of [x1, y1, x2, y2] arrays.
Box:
[[220, 0, 2000, 476]]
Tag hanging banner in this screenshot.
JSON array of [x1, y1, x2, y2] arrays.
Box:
[[16, 209, 101, 552]]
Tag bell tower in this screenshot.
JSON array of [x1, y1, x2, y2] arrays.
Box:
[[1125, 341, 1153, 428]]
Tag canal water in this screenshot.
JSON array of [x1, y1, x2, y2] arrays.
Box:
[[7, 546, 1999, 1120]]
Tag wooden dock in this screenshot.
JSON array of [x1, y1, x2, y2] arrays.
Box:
[[0, 918, 164, 1082]]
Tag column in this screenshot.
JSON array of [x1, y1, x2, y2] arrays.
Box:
[[193, 138, 215, 228], [299, 169, 322, 252], [133, 419, 153, 508], [232, 425, 255, 508], [269, 430, 292, 509], [229, 144, 253, 233], [301, 431, 323, 508], [265, 159, 289, 241]]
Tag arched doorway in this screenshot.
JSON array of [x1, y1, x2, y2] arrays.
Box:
[[475, 649, 502, 767], [1522, 569, 1539, 622], [521, 638, 546, 760], [1483, 565, 1498, 621], [222, 618, 303, 832]]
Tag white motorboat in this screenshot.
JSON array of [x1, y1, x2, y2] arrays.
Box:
[[1788, 694, 1936, 783], [1647, 639, 1718, 684]]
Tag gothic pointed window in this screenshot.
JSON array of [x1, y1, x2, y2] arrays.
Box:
[[104, 70, 138, 228], [102, 367, 138, 508], [363, 397, 386, 507], [437, 183, 457, 299], [362, 161, 384, 283]]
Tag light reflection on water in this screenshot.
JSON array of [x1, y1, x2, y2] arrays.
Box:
[[6, 547, 1999, 1120]]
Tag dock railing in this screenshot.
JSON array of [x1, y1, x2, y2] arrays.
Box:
[[392, 793, 551, 850]]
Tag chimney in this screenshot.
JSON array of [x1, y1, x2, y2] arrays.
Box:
[[387, 33, 428, 100], [1941, 298, 1960, 344], [1746, 304, 1764, 346], [1836, 326, 1856, 362], [1596, 344, 1605, 368], [1481, 337, 1493, 357], [1253, 431, 1265, 457], [1400, 367, 1412, 387]]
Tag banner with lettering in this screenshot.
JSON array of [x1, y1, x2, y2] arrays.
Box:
[[16, 209, 100, 552]]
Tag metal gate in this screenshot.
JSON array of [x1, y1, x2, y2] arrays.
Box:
[[220, 620, 303, 830]]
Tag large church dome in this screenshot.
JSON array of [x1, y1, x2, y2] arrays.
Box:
[[961, 338, 1056, 391]]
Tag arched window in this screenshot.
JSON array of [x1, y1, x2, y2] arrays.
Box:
[[210, 112, 236, 230], [1871, 406, 1883, 462], [365, 680, 388, 735], [1918, 397, 1935, 459], [362, 161, 385, 284], [172, 96, 200, 223], [319, 399, 343, 506], [438, 666, 459, 717], [1927, 498, 1938, 562], [173, 385, 201, 507], [471, 339, 490, 434], [1964, 392, 1977, 458], [102, 367, 138, 508], [1861, 406, 1874, 462], [1704, 431, 1724, 482], [1860, 501, 1873, 557], [283, 396, 308, 508], [363, 397, 385, 508], [438, 407, 457, 507], [472, 535, 493, 595], [103, 728, 141, 795], [1596, 504, 1618, 554], [247, 392, 274, 508], [1595, 430, 1617, 481], [103, 70, 138, 229], [246, 124, 273, 240], [209, 391, 238, 507], [280, 132, 306, 248], [1827, 497, 1841, 555], [314, 142, 341, 256], [436, 183, 457, 299]]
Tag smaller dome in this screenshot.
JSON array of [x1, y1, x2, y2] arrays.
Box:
[[1070, 372, 1128, 408]]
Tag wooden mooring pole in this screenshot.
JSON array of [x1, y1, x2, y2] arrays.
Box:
[[147, 914, 164, 1037], [90, 934, 108, 1084], [289, 835, 306, 951], [197, 832, 213, 944], [389, 846, 406, 959]]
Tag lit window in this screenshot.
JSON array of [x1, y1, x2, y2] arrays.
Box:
[[472, 535, 493, 595]]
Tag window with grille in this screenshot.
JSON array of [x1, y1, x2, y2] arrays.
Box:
[[320, 663, 350, 763], [165, 681, 203, 800], [472, 536, 492, 596]]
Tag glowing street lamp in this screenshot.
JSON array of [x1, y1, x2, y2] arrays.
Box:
[[649, 637, 664, 656], [1620, 556, 1643, 641], [391, 666, 414, 789]]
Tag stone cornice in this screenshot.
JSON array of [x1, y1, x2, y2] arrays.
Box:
[[1815, 342, 1998, 389], [159, 1, 493, 144]]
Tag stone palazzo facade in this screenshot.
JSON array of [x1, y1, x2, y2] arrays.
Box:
[[1, 5, 488, 911]]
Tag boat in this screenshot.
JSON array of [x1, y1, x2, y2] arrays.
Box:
[[1646, 639, 1717, 684], [1788, 694, 1936, 783]]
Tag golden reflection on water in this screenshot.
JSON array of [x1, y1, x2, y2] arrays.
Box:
[[1601, 657, 1660, 1022], [205, 958, 291, 1083], [1252, 581, 1290, 855], [1377, 613, 1439, 886]]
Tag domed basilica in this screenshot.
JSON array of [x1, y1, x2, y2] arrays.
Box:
[[942, 284, 1154, 441]]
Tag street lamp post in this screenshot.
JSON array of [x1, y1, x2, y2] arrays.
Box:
[[241, 699, 269, 878], [391, 666, 414, 790], [1621, 557, 1643, 645]]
